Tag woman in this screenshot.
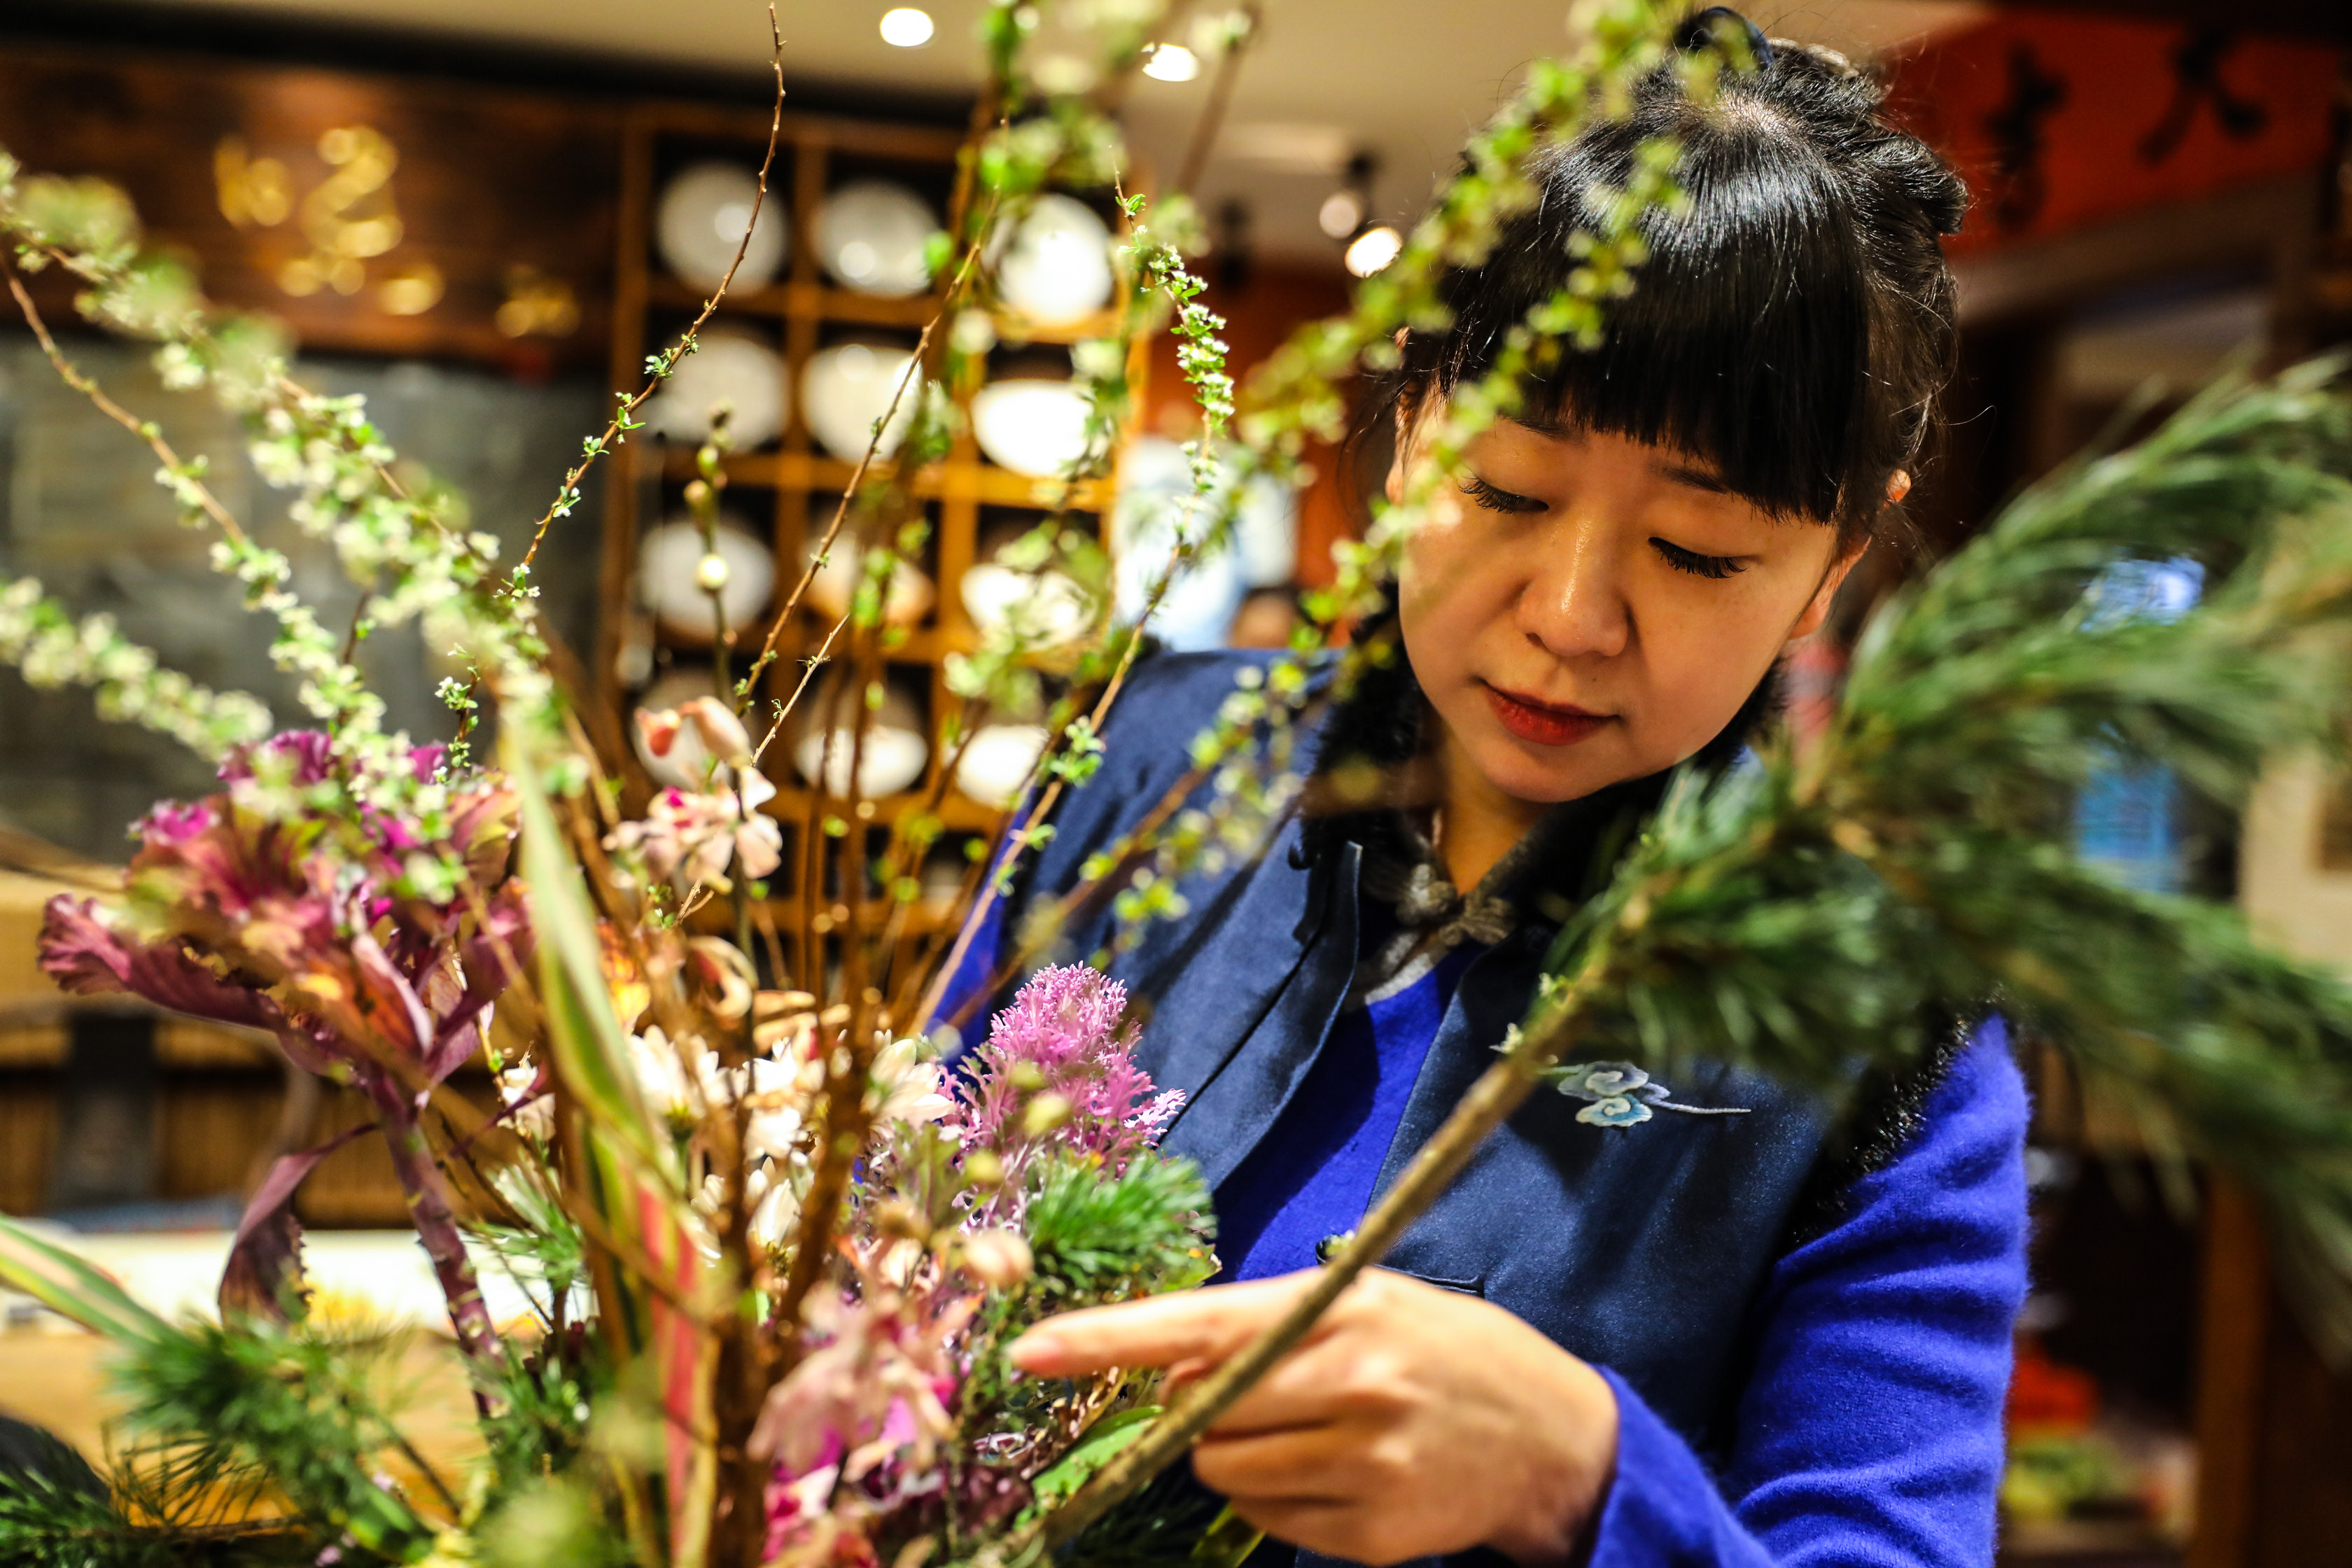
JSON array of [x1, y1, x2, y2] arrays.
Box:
[[945, 20, 2024, 1568]]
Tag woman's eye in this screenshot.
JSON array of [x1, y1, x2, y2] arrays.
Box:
[[1650, 538, 1747, 580], [1461, 475, 1546, 515]]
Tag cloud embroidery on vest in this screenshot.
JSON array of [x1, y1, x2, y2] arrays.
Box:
[[1540, 1060, 1754, 1127]]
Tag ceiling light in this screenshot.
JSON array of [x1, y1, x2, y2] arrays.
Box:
[[1142, 43, 1201, 81], [879, 8, 934, 47], [1344, 224, 1402, 277], [1317, 190, 1363, 240]]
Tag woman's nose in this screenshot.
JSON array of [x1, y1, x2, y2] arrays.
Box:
[[1516, 523, 1631, 660]]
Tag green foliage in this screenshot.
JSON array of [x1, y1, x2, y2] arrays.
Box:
[[1022, 1153, 1219, 1308], [112, 1318, 441, 1562], [475, 1475, 634, 1568]]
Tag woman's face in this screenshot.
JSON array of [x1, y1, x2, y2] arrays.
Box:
[[1392, 403, 1866, 806]]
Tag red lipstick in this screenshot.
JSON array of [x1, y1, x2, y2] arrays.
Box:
[[1481, 682, 1610, 746]]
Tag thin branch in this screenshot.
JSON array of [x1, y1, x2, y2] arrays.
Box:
[[510, 4, 790, 586], [2, 262, 249, 546]]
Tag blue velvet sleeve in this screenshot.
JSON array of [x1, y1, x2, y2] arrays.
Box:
[[1586, 1020, 2029, 1568]]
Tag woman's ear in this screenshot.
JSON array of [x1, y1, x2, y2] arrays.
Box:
[[1787, 535, 1870, 643], [1886, 469, 1912, 505]]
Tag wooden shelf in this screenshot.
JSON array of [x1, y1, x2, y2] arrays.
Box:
[[596, 99, 1140, 986], [645, 446, 1111, 512]]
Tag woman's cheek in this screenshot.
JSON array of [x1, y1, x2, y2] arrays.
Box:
[[1396, 510, 1495, 678]]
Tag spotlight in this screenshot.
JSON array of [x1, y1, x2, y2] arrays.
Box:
[[1344, 225, 1402, 277], [879, 7, 934, 47], [1142, 43, 1201, 81]]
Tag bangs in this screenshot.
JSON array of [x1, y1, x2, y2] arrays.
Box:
[[1429, 98, 1876, 527]]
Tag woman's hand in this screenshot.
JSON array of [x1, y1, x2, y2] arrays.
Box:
[[1007, 1268, 1620, 1567]]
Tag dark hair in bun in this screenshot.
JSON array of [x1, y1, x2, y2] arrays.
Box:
[[1373, 16, 1969, 543]]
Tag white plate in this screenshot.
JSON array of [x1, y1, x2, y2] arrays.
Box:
[[793, 680, 929, 799], [657, 161, 789, 291], [818, 179, 939, 298], [639, 514, 776, 640], [994, 193, 1114, 325], [1110, 434, 1298, 650], [955, 724, 1050, 809], [634, 666, 724, 789], [802, 342, 923, 463], [971, 377, 1094, 478], [804, 526, 935, 627], [645, 326, 788, 449], [959, 561, 1093, 648]]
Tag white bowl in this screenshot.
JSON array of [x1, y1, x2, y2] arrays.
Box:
[[804, 526, 935, 627], [802, 342, 923, 463], [638, 514, 776, 640], [994, 193, 1114, 325], [956, 724, 1050, 810], [634, 667, 722, 789], [656, 161, 789, 291], [971, 377, 1095, 478], [959, 561, 1093, 648], [645, 326, 788, 449], [1110, 434, 1298, 649], [818, 180, 939, 298], [792, 681, 930, 799]]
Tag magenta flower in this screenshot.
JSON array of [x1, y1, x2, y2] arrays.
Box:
[[37, 730, 526, 1361]]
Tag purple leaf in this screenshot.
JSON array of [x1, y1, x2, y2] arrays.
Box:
[[218, 1121, 375, 1323]]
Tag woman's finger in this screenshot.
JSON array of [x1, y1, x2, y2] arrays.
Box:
[[1006, 1275, 1312, 1374]]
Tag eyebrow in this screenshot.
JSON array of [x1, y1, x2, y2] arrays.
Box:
[[1499, 415, 1734, 493], [1652, 458, 1732, 493]]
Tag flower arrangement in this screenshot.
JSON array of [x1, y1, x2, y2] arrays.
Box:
[[2, 2, 2352, 1567]]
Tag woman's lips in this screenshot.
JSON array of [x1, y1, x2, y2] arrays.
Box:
[[1480, 682, 1611, 746]]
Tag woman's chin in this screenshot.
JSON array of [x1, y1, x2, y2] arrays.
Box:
[[1469, 730, 1628, 806]]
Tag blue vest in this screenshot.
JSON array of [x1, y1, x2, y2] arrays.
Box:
[[995, 650, 1842, 1463]]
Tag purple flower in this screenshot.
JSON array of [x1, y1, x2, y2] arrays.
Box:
[[948, 965, 1184, 1177]]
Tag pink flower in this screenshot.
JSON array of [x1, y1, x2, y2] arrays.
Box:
[[607, 772, 782, 891], [948, 965, 1184, 1180]]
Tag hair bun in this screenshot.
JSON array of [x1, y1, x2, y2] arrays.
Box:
[[1674, 7, 1775, 69]]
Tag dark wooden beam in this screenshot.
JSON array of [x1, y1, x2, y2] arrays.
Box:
[[2008, 0, 2351, 44]]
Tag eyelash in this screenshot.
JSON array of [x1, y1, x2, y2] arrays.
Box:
[[1651, 539, 1747, 580], [1461, 476, 1546, 514], [1462, 477, 1747, 578]]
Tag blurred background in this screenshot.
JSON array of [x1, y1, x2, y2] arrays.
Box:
[[0, 1, 2344, 1562]]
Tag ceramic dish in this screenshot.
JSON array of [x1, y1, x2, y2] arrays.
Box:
[[1110, 434, 1298, 650], [958, 561, 1093, 648], [817, 179, 939, 298], [638, 514, 776, 641], [793, 680, 930, 799], [804, 526, 936, 627], [955, 724, 1050, 810], [645, 326, 788, 449], [801, 342, 923, 463], [656, 161, 788, 290], [970, 377, 1093, 478], [994, 193, 1114, 325]]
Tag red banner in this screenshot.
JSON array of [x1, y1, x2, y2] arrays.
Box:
[[1882, 11, 2344, 255]]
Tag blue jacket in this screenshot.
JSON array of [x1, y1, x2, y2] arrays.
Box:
[[947, 650, 2028, 1567]]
